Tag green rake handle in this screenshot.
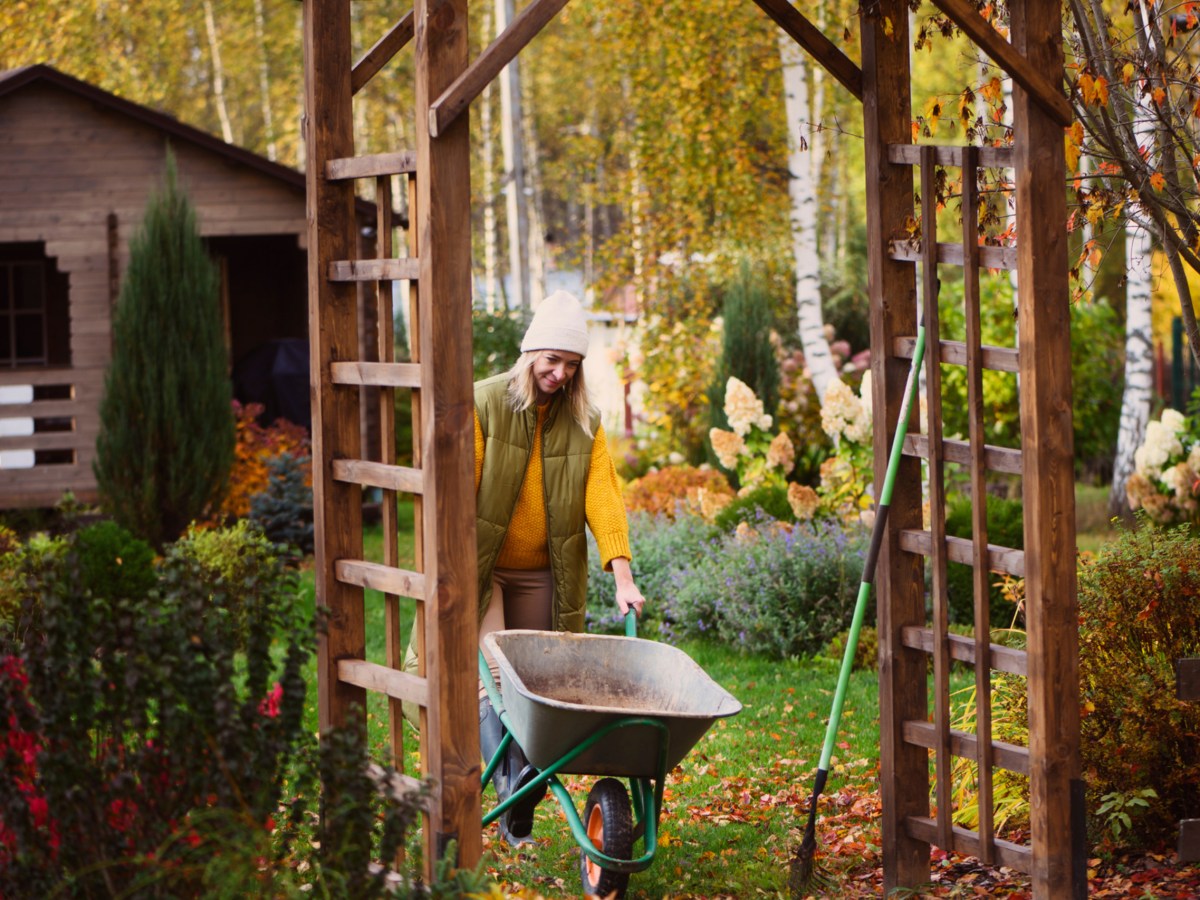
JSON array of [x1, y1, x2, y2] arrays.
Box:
[[817, 321, 926, 774]]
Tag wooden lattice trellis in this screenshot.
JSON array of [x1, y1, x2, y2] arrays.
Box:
[[302, 0, 1084, 895]]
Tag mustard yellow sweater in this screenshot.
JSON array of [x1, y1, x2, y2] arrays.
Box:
[[474, 406, 631, 571]]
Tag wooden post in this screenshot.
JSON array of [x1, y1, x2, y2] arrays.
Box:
[[1010, 2, 1084, 897], [304, 0, 366, 738], [861, 2, 929, 891], [1179, 659, 1200, 863], [413, 0, 482, 867]]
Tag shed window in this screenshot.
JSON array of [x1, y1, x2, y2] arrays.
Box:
[[0, 244, 70, 368]]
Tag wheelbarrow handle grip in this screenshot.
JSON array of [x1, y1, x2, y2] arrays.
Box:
[[625, 610, 637, 637]]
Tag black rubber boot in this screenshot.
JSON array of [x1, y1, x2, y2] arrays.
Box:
[[480, 698, 541, 846], [502, 738, 547, 840]]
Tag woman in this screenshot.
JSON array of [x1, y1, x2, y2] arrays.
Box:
[[475, 290, 645, 845]]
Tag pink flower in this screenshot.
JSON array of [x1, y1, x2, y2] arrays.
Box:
[[258, 682, 283, 718]]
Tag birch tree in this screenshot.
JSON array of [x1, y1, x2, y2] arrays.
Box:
[[1066, 0, 1200, 368], [779, 34, 837, 403]]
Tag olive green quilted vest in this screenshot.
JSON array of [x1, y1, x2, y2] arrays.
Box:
[[475, 374, 598, 633]]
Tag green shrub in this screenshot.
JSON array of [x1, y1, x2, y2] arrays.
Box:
[[0, 533, 68, 642], [586, 510, 719, 637], [473, 307, 531, 380], [713, 484, 795, 532], [74, 519, 157, 602], [824, 625, 878, 673], [670, 518, 869, 659], [0, 540, 309, 895], [944, 492, 1025, 627], [173, 520, 287, 651], [1078, 522, 1200, 848], [250, 453, 314, 557], [0, 529, 456, 894]]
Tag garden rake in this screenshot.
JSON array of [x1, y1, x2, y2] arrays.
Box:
[[789, 311, 926, 896]]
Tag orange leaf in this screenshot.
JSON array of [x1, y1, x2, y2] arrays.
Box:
[[1150, 171, 1166, 191], [1153, 86, 1167, 106]]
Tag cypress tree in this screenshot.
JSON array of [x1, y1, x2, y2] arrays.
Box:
[[94, 149, 235, 547], [709, 262, 781, 431]]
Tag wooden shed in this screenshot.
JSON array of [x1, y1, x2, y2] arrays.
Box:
[[0, 64, 380, 509]]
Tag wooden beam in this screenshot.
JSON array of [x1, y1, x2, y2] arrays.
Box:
[[339, 659, 429, 706], [1010, 2, 1084, 896], [904, 433, 1023, 475], [1180, 819, 1200, 863], [332, 458, 424, 493], [902, 720, 1030, 775], [352, 10, 415, 95], [889, 239, 1017, 271], [929, 0, 1071, 127], [899, 529, 1025, 578], [414, 0, 482, 867], [901, 626, 1028, 676], [330, 361, 423, 388], [1179, 658, 1200, 701], [895, 336, 1019, 373], [862, 1, 930, 890], [305, 0, 367, 748], [750, 0, 862, 101], [329, 258, 420, 282], [336, 559, 425, 600], [428, 0, 571, 138], [906, 817, 1032, 871], [327, 151, 417, 181], [888, 142, 1014, 169]]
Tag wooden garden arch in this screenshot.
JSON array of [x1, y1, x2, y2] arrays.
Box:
[[302, 0, 1083, 895]]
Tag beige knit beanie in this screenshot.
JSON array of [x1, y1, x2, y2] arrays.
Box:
[[520, 290, 590, 358]]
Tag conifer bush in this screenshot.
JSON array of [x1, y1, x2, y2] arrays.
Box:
[[708, 264, 781, 449], [94, 150, 235, 548]]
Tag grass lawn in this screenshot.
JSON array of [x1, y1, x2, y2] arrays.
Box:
[[296, 502, 885, 897]]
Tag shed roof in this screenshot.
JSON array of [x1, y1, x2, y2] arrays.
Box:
[[0, 64, 378, 221]]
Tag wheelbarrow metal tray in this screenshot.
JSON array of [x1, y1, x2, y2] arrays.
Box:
[[484, 630, 741, 778]]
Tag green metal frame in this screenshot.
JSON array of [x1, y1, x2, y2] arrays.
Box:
[[478, 613, 664, 875]]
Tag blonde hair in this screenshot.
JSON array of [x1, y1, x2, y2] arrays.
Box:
[[506, 351, 595, 437]]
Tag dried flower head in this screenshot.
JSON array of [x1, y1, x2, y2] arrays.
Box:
[[709, 427, 747, 469], [766, 432, 795, 473], [787, 483, 820, 521]]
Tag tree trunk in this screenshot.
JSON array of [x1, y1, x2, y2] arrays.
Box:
[[1110, 223, 1155, 517], [496, 0, 530, 308], [521, 76, 547, 306], [252, 0, 277, 161], [779, 33, 836, 403], [480, 2, 500, 311], [202, 0, 235, 144]]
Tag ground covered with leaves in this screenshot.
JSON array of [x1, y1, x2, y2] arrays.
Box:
[[480, 754, 1200, 899]]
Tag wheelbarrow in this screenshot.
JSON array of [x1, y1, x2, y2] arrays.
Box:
[[479, 613, 742, 898]]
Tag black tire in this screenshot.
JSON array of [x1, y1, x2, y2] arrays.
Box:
[[579, 777, 633, 899]]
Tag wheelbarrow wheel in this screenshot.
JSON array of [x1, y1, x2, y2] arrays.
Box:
[[580, 777, 633, 899]]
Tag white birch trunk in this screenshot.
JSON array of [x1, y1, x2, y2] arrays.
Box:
[[521, 78, 547, 306], [480, 3, 500, 312], [1111, 222, 1155, 516], [1110, 24, 1159, 516], [779, 35, 836, 404], [202, 0, 234, 144], [252, 0, 277, 162], [496, 0, 530, 308]]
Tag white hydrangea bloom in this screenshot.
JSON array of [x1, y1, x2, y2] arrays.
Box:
[[724, 377, 766, 438], [1161, 408, 1186, 435], [1162, 463, 1194, 497]]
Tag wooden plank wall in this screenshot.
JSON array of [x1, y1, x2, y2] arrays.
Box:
[[0, 82, 310, 508]]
